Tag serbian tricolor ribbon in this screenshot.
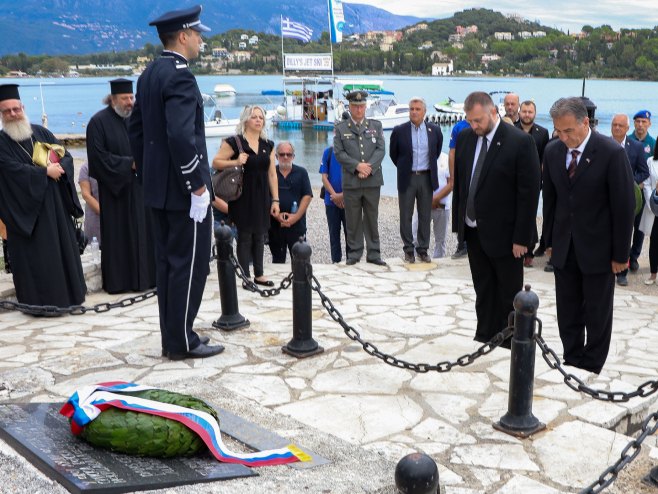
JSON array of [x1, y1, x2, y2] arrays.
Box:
[[60, 382, 310, 467]]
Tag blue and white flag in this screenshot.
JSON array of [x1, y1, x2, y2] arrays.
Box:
[[281, 17, 313, 43], [329, 0, 345, 44]]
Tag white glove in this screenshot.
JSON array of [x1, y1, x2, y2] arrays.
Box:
[[189, 189, 210, 223]]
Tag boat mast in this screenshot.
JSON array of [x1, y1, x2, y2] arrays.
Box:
[[280, 15, 286, 80], [39, 81, 48, 128]]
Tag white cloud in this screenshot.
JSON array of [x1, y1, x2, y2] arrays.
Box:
[[344, 0, 658, 33]]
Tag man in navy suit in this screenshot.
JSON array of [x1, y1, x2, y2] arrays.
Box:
[[128, 5, 224, 360], [610, 113, 650, 285], [452, 91, 540, 346], [543, 98, 635, 374], [390, 98, 443, 263]]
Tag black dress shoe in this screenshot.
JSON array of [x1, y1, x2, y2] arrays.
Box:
[[242, 281, 255, 291], [404, 252, 415, 263], [418, 252, 432, 263], [629, 259, 639, 272], [367, 258, 387, 266], [616, 274, 628, 287], [168, 343, 225, 361], [162, 336, 211, 357], [533, 247, 546, 257], [346, 258, 358, 265], [254, 278, 274, 287]]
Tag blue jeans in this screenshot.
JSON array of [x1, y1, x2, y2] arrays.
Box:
[[325, 205, 348, 263]]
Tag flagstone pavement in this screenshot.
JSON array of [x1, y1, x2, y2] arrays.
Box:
[[0, 254, 657, 493]]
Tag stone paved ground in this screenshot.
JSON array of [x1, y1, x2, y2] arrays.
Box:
[[0, 250, 657, 493]]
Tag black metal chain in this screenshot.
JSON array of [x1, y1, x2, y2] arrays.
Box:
[[578, 410, 658, 494], [534, 332, 658, 402], [308, 273, 513, 372], [229, 253, 293, 297], [0, 289, 157, 316]]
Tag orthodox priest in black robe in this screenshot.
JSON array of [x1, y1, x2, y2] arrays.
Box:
[[87, 79, 155, 294], [0, 84, 86, 307]]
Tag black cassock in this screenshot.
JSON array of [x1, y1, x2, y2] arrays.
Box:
[[0, 126, 86, 307], [87, 107, 155, 294]]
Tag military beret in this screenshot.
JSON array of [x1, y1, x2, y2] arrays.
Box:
[[149, 5, 210, 34], [346, 90, 368, 105], [633, 110, 651, 120]]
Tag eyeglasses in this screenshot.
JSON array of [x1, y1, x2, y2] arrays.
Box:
[[0, 106, 23, 116], [277, 153, 294, 157]]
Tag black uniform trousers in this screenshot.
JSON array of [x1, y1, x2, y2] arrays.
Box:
[[554, 241, 614, 374], [465, 226, 521, 346], [151, 207, 211, 355]]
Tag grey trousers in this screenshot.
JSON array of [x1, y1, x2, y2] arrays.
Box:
[[344, 186, 381, 261], [399, 173, 433, 254], [413, 206, 450, 258]]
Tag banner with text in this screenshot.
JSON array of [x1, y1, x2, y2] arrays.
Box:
[[329, 0, 345, 43], [284, 54, 333, 71]]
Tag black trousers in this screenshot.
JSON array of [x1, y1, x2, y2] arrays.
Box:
[[465, 226, 522, 344], [236, 229, 265, 278], [151, 207, 211, 355], [268, 226, 304, 264], [554, 242, 614, 374], [398, 173, 432, 255]]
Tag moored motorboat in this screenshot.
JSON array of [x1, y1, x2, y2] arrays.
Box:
[[213, 84, 237, 98]]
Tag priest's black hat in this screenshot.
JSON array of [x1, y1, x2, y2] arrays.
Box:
[[109, 78, 133, 95], [0, 84, 20, 102], [149, 5, 210, 34]]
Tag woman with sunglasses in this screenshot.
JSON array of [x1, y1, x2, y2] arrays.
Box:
[[213, 105, 279, 287]]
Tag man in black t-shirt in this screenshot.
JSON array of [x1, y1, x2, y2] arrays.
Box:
[[268, 141, 313, 263]]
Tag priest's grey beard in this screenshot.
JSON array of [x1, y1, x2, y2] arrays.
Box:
[[2, 114, 33, 142], [113, 105, 132, 119]]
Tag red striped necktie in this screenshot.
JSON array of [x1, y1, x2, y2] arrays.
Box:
[[568, 150, 580, 180]]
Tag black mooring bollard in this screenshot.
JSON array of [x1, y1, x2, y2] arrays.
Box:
[[212, 222, 250, 331], [282, 237, 324, 358], [493, 284, 546, 438], [395, 453, 439, 494]]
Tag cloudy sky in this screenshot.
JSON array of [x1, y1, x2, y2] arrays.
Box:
[[345, 0, 658, 33]]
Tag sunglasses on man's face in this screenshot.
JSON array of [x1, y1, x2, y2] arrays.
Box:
[[277, 153, 294, 158]]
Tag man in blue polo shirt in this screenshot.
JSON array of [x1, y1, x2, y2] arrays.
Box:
[[449, 119, 470, 259], [629, 110, 656, 160], [320, 139, 349, 263], [268, 141, 313, 263]]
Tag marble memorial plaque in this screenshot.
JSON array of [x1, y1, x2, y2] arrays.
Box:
[[219, 408, 329, 469], [0, 403, 256, 493]]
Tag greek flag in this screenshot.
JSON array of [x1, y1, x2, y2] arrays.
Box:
[[281, 17, 313, 43]]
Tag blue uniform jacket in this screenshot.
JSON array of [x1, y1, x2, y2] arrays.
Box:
[[128, 50, 211, 210]]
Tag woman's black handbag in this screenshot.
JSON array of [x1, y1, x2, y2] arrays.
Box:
[[73, 218, 88, 255], [212, 136, 245, 202]]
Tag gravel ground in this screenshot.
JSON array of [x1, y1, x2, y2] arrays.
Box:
[[301, 188, 658, 296]]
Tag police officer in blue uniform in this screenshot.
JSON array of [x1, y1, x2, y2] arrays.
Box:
[[128, 5, 224, 360]]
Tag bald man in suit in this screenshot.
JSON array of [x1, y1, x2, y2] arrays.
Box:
[[452, 91, 540, 346]]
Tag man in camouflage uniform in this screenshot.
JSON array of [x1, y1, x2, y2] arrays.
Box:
[[333, 91, 387, 266]]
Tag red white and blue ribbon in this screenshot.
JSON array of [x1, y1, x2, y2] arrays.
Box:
[[60, 382, 309, 467]]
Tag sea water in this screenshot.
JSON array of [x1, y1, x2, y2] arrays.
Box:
[[6, 74, 658, 197]]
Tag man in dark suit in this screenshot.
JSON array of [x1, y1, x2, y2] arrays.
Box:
[[452, 91, 540, 346], [543, 98, 635, 374], [610, 113, 650, 286], [128, 5, 223, 360], [515, 100, 550, 267], [390, 97, 443, 263]]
